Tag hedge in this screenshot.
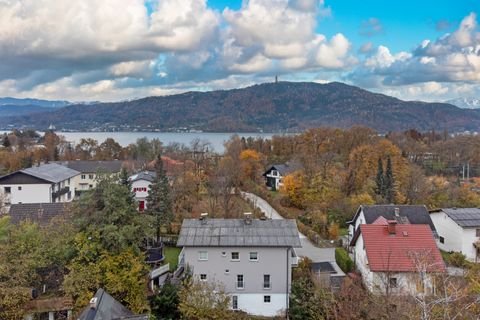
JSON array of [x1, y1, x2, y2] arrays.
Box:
[[335, 247, 354, 273]]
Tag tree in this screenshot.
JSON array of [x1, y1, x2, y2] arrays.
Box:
[[150, 282, 180, 320], [147, 153, 173, 243], [178, 279, 233, 320], [375, 157, 385, 198], [384, 155, 395, 203]]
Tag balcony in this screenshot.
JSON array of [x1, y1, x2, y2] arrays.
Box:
[[52, 187, 70, 200]]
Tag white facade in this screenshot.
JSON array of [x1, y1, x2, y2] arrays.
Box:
[[265, 170, 283, 190], [430, 211, 480, 262], [353, 233, 436, 296], [180, 246, 295, 317], [131, 179, 152, 211], [2, 183, 52, 206], [0, 177, 75, 210]]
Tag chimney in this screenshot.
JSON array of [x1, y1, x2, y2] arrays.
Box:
[[89, 297, 98, 309], [387, 220, 397, 234], [200, 212, 208, 224], [394, 207, 400, 217], [244, 212, 253, 225]]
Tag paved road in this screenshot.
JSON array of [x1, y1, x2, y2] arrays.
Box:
[[242, 192, 345, 275]]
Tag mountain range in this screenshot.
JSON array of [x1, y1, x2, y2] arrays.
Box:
[[446, 97, 480, 109], [1, 82, 480, 133]]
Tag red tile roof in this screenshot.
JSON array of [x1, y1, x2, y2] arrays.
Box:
[[359, 224, 445, 273]]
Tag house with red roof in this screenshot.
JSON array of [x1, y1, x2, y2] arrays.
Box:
[[350, 220, 445, 295]]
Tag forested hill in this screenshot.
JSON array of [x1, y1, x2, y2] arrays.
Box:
[[2, 82, 480, 132]]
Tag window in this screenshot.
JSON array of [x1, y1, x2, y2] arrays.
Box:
[[439, 236, 445, 244], [232, 296, 238, 310], [200, 274, 207, 281], [81, 174, 86, 179], [225, 269, 230, 274], [4, 187, 11, 194], [249, 252, 258, 261], [263, 274, 271, 289], [389, 277, 398, 288], [17, 186, 22, 191], [263, 295, 271, 303], [236, 275, 244, 289], [476, 229, 480, 237], [198, 251, 208, 261], [89, 174, 94, 179], [67, 191, 71, 200], [67, 178, 70, 185], [271, 170, 278, 176], [231, 252, 240, 261]]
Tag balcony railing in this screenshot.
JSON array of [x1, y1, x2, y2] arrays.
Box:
[[52, 186, 70, 199]]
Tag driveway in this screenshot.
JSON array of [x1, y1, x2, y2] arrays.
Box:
[[242, 192, 345, 276]]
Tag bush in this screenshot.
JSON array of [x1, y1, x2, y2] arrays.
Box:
[[335, 247, 353, 273], [447, 252, 467, 267]]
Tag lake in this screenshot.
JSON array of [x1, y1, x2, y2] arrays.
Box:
[[56, 132, 278, 153]]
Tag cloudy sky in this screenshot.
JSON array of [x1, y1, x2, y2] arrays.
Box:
[[0, 0, 478, 102]]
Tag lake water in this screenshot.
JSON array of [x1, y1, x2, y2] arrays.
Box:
[[57, 132, 277, 153]]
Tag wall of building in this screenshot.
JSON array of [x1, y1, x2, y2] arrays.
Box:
[[1, 183, 51, 207], [182, 246, 292, 316], [234, 293, 286, 317], [431, 211, 479, 262]]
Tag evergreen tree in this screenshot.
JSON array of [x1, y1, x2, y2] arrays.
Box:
[[375, 157, 385, 197], [146, 153, 173, 244], [119, 167, 135, 205], [2, 135, 10, 148], [384, 155, 395, 203]]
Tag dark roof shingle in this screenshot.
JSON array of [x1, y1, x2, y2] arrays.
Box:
[[8, 203, 71, 226], [441, 208, 480, 228], [177, 219, 301, 248], [56, 160, 123, 174]]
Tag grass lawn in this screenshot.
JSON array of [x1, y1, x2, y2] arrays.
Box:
[[163, 246, 182, 271]]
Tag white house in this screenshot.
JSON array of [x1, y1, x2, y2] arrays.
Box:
[[176, 216, 301, 317], [347, 205, 437, 246], [129, 171, 156, 211], [0, 163, 79, 210], [430, 208, 480, 262], [55, 160, 123, 196], [262, 163, 301, 191], [350, 220, 445, 295]]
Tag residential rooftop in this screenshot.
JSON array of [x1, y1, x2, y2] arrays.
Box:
[[56, 160, 123, 173], [177, 218, 302, 248], [129, 171, 156, 183], [439, 208, 480, 228], [8, 203, 71, 226], [353, 224, 445, 273], [351, 205, 437, 234], [21, 163, 79, 183]]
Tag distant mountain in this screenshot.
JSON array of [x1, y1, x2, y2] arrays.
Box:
[[446, 97, 480, 109], [0, 97, 70, 108], [1, 82, 480, 132], [0, 105, 55, 117]]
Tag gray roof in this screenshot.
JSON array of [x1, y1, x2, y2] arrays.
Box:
[[8, 203, 71, 226], [129, 171, 156, 183], [21, 163, 79, 183], [351, 205, 437, 234], [177, 218, 302, 248], [77, 288, 148, 320], [56, 160, 123, 174], [441, 208, 480, 228], [264, 162, 302, 176]]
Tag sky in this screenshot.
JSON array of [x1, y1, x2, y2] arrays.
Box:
[[0, 0, 478, 102]]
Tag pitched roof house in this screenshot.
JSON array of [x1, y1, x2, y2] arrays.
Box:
[[350, 221, 445, 295], [77, 288, 148, 320], [0, 163, 79, 209], [128, 171, 156, 212], [262, 162, 301, 191], [430, 208, 480, 262], [177, 217, 301, 317], [348, 205, 437, 244]]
